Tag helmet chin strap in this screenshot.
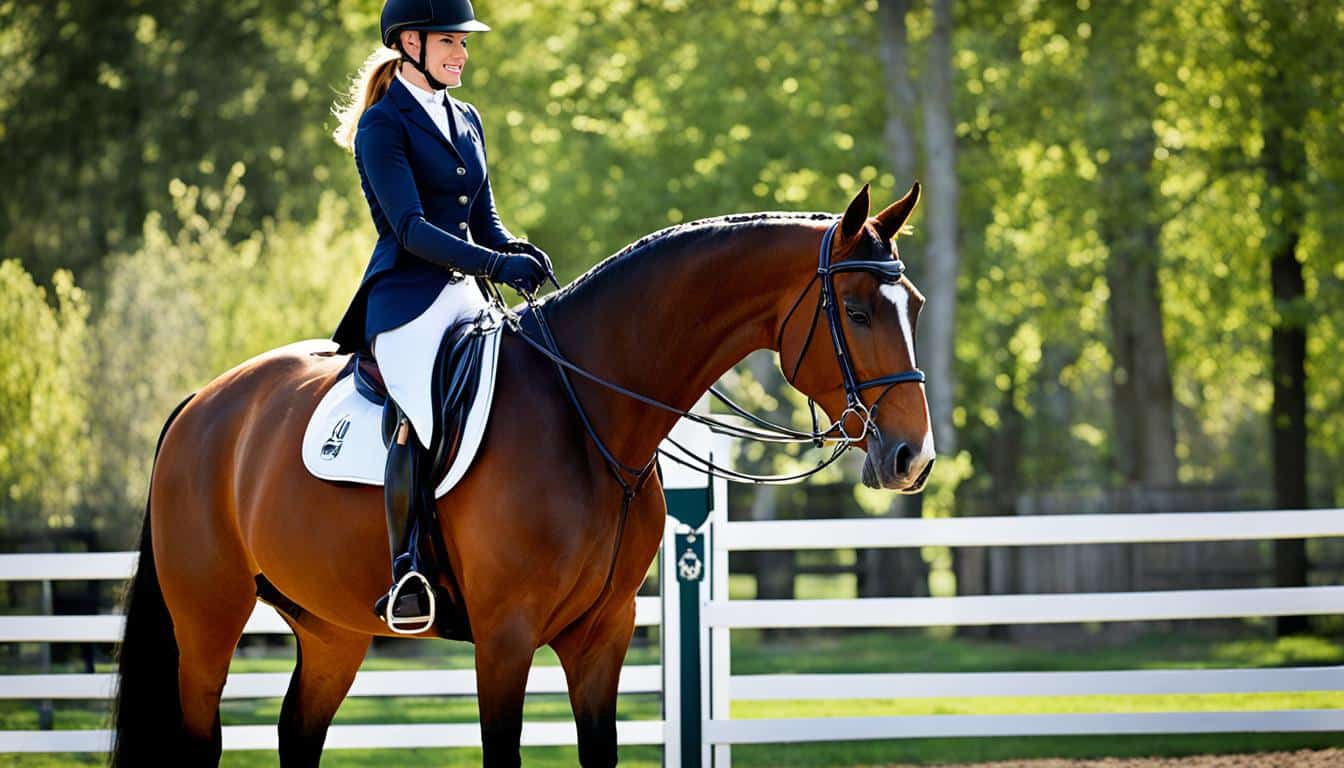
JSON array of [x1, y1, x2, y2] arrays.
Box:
[[399, 29, 448, 90]]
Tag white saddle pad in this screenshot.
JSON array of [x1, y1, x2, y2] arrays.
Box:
[[301, 314, 504, 498]]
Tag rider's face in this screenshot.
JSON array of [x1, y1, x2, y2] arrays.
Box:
[[401, 30, 469, 87]]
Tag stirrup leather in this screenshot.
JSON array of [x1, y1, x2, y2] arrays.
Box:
[[383, 569, 436, 635]]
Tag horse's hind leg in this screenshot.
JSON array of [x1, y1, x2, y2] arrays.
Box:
[[550, 599, 637, 768], [277, 617, 371, 767], [160, 562, 256, 765]]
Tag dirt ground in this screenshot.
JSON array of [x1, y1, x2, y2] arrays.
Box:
[[901, 749, 1344, 767]]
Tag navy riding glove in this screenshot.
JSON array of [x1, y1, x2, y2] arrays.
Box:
[[489, 252, 547, 295], [501, 239, 555, 285]]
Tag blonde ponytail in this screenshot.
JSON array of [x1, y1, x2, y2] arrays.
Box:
[[332, 47, 401, 152]]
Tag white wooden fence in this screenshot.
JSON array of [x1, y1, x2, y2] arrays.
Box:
[[695, 507, 1344, 766], [3, 441, 1342, 763]]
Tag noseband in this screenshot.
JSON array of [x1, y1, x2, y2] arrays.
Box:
[[777, 220, 927, 443]]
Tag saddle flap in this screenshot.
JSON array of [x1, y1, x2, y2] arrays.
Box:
[[301, 308, 505, 498], [428, 318, 491, 482]]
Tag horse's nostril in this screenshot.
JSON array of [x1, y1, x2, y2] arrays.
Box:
[[893, 442, 914, 476]]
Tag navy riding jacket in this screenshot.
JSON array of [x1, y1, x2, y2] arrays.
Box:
[[331, 75, 513, 354]]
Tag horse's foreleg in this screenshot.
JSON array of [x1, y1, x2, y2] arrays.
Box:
[[550, 598, 637, 768], [277, 618, 371, 768], [473, 614, 539, 768]]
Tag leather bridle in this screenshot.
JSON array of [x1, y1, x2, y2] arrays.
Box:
[[776, 219, 926, 445]]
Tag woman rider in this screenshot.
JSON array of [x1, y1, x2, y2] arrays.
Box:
[[330, 0, 551, 631]]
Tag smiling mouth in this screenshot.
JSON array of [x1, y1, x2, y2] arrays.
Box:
[[444, 64, 463, 74]]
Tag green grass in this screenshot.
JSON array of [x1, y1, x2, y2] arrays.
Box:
[[4, 630, 1344, 766]]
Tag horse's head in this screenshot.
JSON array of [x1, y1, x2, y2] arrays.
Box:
[[776, 182, 934, 492]]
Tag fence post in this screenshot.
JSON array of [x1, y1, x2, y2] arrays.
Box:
[[664, 471, 711, 768], [708, 438, 730, 767], [39, 578, 53, 730]]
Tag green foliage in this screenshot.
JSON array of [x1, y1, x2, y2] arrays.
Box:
[[84, 168, 369, 543], [0, 0, 368, 286], [0, 262, 91, 532], [1, 0, 1343, 541], [951, 0, 1344, 498]]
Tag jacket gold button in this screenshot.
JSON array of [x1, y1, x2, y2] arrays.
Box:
[[456, 167, 466, 175], [458, 195, 469, 205], [458, 221, 468, 231]]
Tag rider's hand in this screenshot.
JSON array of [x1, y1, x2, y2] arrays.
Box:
[[501, 239, 556, 286], [488, 251, 547, 295]]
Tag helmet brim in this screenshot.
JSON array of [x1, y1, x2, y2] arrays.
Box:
[[418, 20, 491, 32], [384, 19, 490, 46]]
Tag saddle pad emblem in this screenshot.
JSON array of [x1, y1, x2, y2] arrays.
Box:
[[321, 415, 352, 460]]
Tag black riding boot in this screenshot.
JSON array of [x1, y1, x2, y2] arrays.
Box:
[[373, 407, 435, 633]]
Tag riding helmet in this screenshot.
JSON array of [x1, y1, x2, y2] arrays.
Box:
[[381, 0, 490, 47]]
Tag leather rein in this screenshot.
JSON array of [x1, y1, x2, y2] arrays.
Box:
[[481, 218, 925, 607], [500, 218, 927, 488]]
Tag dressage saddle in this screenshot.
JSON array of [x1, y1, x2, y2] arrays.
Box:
[[343, 312, 492, 640]]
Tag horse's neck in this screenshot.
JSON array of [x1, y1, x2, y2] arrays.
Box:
[[542, 220, 819, 471]]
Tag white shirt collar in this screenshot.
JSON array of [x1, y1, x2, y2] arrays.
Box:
[[396, 69, 448, 106]]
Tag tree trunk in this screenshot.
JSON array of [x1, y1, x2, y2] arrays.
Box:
[[878, 0, 918, 188], [1089, 6, 1180, 488], [919, 0, 960, 459], [749, 484, 795, 601], [1097, 140, 1180, 488], [1261, 43, 1310, 636]]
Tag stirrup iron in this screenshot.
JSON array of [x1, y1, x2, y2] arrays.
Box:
[[383, 569, 436, 635]]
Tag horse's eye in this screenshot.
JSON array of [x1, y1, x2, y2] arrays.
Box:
[[845, 308, 870, 326]]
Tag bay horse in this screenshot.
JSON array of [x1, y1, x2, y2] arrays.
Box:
[[110, 182, 934, 768]]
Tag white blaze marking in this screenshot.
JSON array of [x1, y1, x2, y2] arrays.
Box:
[[879, 281, 935, 474], [919, 422, 936, 457], [878, 282, 916, 366]]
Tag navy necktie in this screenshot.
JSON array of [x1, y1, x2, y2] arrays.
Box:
[[442, 95, 464, 144]]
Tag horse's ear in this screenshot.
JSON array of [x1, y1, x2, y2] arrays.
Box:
[[839, 183, 871, 242], [874, 181, 921, 242]]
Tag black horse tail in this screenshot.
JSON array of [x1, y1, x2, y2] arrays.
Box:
[[109, 392, 196, 767]]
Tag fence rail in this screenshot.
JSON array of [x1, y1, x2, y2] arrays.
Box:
[[729, 666, 1344, 700], [718, 509, 1344, 550], [0, 596, 660, 643], [0, 665, 665, 700], [0, 721, 669, 754], [706, 586, 1344, 628]]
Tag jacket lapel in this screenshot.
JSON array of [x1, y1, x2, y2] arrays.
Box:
[[446, 93, 485, 166], [388, 76, 465, 165]]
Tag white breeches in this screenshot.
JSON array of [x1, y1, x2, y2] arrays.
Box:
[[371, 278, 489, 450]]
